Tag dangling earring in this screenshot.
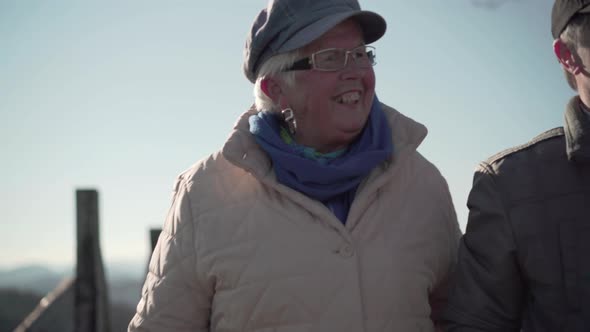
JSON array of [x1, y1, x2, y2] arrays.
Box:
[[281, 108, 297, 135]]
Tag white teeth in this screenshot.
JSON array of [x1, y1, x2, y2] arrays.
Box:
[[338, 92, 361, 104]]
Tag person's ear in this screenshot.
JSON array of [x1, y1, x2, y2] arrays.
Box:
[[554, 39, 581, 75], [260, 77, 283, 103]]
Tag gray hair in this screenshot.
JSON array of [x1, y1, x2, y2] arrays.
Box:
[[559, 13, 590, 90], [253, 49, 301, 112]]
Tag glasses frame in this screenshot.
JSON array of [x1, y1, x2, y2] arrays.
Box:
[[285, 45, 376, 72]]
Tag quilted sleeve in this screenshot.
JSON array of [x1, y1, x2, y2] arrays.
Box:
[[429, 175, 462, 330], [441, 164, 524, 332], [128, 178, 212, 332]]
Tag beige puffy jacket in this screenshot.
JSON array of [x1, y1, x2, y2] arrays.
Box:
[[129, 104, 461, 332]]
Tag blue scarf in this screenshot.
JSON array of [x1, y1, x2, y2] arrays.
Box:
[[249, 97, 393, 223]]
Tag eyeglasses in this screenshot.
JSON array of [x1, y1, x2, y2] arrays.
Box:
[[285, 45, 376, 72]]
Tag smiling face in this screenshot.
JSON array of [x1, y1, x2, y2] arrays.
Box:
[[277, 19, 376, 153]]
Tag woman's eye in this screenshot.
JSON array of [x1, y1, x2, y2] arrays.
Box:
[[354, 51, 367, 58]]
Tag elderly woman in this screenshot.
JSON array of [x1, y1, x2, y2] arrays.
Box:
[[129, 0, 460, 331]]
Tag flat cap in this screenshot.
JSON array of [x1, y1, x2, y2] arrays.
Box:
[[552, 0, 590, 39], [243, 0, 386, 83]]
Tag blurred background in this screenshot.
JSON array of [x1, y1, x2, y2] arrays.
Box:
[[0, 0, 573, 330]]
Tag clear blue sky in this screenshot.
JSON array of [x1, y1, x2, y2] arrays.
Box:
[[0, 0, 574, 269]]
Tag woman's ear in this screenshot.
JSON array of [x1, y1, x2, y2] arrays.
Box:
[[260, 77, 283, 103], [554, 39, 581, 75]]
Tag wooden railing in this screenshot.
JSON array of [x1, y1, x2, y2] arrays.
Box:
[[14, 277, 75, 332]]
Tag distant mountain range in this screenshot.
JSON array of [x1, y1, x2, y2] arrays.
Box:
[[0, 262, 148, 331], [0, 261, 146, 307]]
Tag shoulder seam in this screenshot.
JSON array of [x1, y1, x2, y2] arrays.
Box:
[[485, 127, 564, 165]]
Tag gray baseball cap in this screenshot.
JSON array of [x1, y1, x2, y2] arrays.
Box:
[[243, 0, 387, 83]]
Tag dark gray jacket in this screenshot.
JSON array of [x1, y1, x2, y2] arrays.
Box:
[[443, 96, 590, 332]]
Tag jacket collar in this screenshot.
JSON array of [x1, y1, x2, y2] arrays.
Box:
[[222, 103, 428, 177], [564, 96, 590, 163]]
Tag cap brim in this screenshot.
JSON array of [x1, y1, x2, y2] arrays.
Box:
[[278, 10, 386, 53]]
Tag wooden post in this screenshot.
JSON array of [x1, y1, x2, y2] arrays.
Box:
[[75, 189, 111, 332], [150, 228, 162, 254]]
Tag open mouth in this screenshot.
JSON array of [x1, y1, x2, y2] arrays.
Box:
[[336, 91, 361, 105]]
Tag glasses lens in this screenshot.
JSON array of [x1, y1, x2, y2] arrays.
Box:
[[310, 46, 376, 71], [351, 46, 376, 67], [313, 49, 347, 70]]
